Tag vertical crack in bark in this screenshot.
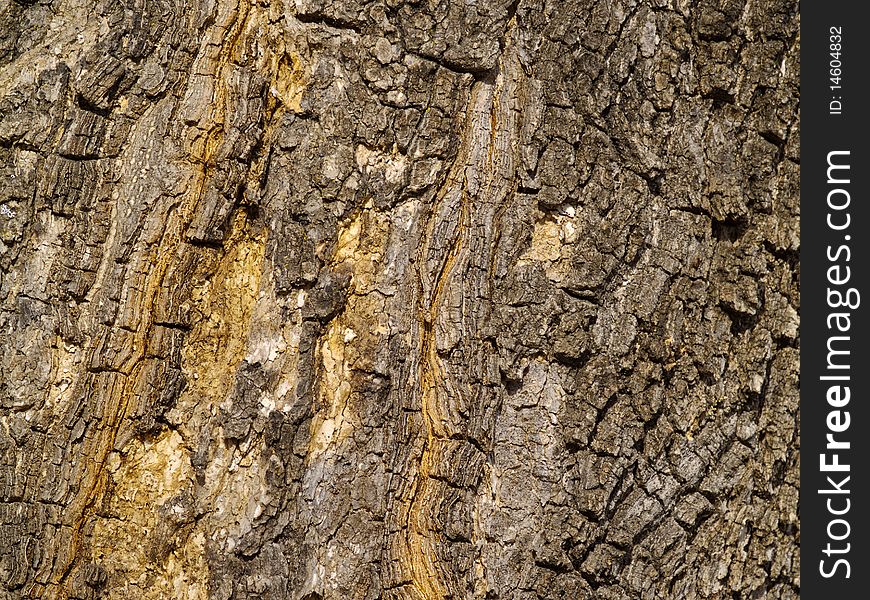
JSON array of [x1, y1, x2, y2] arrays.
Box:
[[48, 1, 298, 596], [401, 22, 525, 599]]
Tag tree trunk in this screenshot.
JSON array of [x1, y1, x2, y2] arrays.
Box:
[[0, 0, 799, 598]]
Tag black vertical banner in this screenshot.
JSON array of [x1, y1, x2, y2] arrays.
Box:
[[801, 3, 870, 596]]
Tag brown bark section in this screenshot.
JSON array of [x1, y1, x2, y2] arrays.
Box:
[[0, 0, 799, 598]]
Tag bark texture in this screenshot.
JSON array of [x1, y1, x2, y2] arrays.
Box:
[[0, 0, 799, 598]]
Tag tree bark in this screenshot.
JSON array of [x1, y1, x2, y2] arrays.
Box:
[[0, 0, 799, 598]]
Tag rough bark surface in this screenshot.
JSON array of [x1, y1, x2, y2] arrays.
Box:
[[0, 0, 799, 598]]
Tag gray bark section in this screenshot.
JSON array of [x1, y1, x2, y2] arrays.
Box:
[[0, 0, 799, 599]]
